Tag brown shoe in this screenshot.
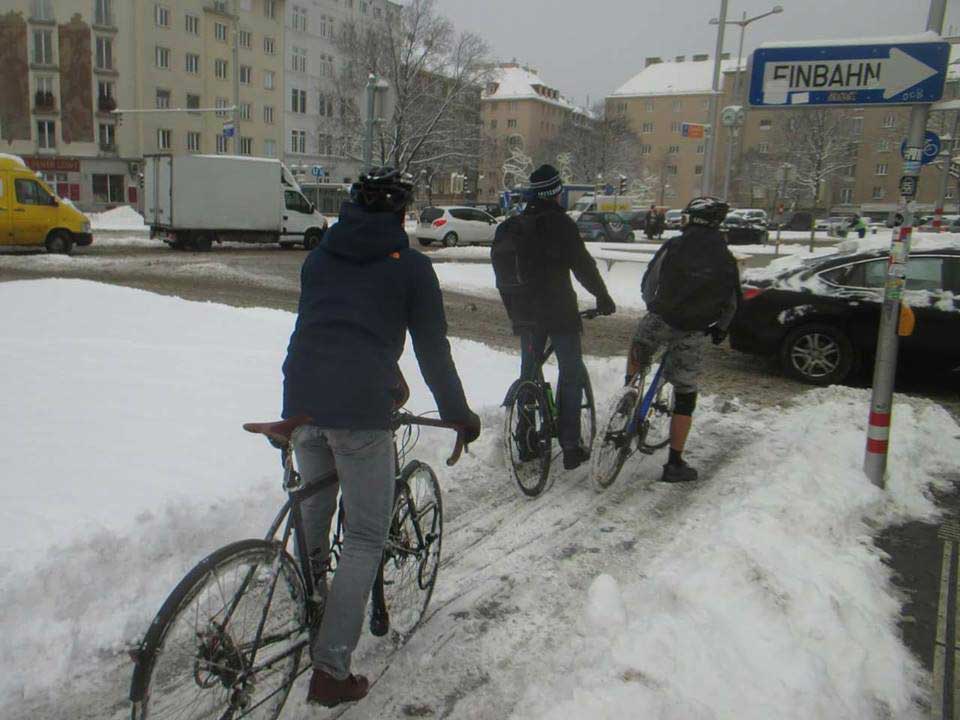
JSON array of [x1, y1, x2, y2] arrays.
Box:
[[306, 668, 370, 707]]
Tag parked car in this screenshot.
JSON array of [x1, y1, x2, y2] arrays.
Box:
[[721, 214, 769, 245], [618, 210, 647, 231], [729, 208, 769, 226], [773, 211, 815, 231], [576, 211, 634, 243], [730, 240, 960, 385], [0, 153, 92, 254], [664, 209, 684, 230], [918, 216, 960, 232], [416, 206, 499, 247]]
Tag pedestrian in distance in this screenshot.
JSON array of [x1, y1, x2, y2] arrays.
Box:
[[644, 204, 658, 240], [625, 196, 741, 483]]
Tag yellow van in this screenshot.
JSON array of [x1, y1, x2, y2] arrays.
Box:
[[0, 154, 92, 254]]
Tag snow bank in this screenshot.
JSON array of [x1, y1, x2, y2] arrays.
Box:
[[514, 387, 957, 720], [87, 205, 148, 231]]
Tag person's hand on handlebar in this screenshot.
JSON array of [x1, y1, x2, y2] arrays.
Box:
[[596, 293, 616, 316], [461, 409, 481, 444]]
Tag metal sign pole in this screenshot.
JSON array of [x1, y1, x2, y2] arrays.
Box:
[[703, 0, 728, 197], [863, 0, 947, 488]]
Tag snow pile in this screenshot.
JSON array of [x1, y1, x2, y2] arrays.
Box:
[[87, 205, 148, 231], [585, 575, 628, 636], [515, 388, 956, 720]]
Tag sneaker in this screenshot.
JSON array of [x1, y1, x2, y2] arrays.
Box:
[[562, 445, 590, 470], [306, 668, 370, 708], [660, 461, 699, 483]]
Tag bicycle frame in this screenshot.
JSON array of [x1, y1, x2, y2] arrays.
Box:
[[626, 359, 667, 436]]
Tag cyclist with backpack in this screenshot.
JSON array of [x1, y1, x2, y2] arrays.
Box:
[[281, 168, 481, 707], [493, 164, 616, 471], [626, 196, 741, 483]]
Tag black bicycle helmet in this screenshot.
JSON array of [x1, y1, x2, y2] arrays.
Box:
[[684, 196, 730, 228], [351, 167, 415, 213]]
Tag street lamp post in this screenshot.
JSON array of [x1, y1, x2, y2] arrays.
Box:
[[712, 5, 784, 202]]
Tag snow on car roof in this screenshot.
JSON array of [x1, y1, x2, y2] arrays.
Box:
[[611, 57, 742, 97], [0, 153, 27, 168]]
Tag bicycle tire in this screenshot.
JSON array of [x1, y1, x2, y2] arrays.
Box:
[[638, 380, 674, 453], [503, 380, 553, 497], [592, 387, 639, 489], [581, 375, 597, 451], [130, 539, 306, 720], [379, 461, 443, 638]]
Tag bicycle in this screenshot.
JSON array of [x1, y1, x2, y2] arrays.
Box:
[[502, 309, 600, 497], [128, 402, 466, 720], [592, 348, 675, 489]]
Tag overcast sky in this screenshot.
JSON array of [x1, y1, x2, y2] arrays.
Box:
[[440, 0, 960, 107]]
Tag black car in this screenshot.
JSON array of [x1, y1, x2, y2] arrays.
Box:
[[772, 211, 815, 231], [720, 215, 769, 245], [730, 244, 960, 385], [618, 211, 647, 232], [575, 211, 634, 243]]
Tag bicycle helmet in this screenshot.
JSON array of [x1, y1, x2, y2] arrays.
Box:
[[351, 167, 415, 214], [684, 196, 730, 228]]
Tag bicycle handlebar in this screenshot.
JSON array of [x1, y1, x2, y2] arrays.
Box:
[[580, 309, 602, 320], [397, 413, 470, 466]]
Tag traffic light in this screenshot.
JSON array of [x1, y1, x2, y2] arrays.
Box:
[[463, 176, 471, 195], [618, 175, 628, 195]]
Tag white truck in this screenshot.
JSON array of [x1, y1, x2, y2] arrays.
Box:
[[143, 154, 328, 251]]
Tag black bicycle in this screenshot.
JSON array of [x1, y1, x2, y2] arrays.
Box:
[[128, 403, 466, 720], [502, 310, 600, 497]]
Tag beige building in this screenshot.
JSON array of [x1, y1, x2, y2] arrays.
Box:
[[479, 63, 590, 202], [608, 45, 960, 216], [0, 0, 285, 210]]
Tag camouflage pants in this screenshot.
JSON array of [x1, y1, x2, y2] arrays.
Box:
[[630, 313, 705, 395]]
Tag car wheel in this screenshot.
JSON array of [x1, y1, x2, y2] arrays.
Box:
[[780, 323, 854, 386], [419, 238, 433, 247], [443, 232, 459, 247], [192, 234, 213, 252], [45, 230, 73, 255], [303, 229, 322, 250]]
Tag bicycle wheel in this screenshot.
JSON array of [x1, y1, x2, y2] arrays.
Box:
[[639, 379, 674, 453], [592, 387, 639, 489], [580, 375, 597, 450], [130, 539, 306, 720], [503, 380, 553, 497], [379, 461, 443, 638]]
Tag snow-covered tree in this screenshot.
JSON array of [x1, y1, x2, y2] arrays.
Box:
[[539, 104, 640, 185]]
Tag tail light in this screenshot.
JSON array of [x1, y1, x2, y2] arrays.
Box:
[[742, 286, 765, 301], [432, 218, 447, 228]]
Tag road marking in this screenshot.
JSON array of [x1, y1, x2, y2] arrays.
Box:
[[933, 540, 952, 719]]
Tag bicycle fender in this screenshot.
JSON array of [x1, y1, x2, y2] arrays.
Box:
[[502, 378, 525, 408]]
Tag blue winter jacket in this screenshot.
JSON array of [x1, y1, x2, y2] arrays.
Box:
[[282, 202, 471, 429]]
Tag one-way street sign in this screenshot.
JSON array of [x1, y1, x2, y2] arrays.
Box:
[[748, 35, 950, 107]]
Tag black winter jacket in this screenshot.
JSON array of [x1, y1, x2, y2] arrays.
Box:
[[282, 202, 471, 429], [512, 201, 610, 334]]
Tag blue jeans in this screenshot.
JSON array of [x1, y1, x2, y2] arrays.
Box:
[[291, 426, 395, 680], [520, 330, 587, 451]]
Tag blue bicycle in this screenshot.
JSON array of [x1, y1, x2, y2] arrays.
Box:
[[592, 349, 674, 489]]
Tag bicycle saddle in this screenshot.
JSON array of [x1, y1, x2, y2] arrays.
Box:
[[242, 415, 313, 446]]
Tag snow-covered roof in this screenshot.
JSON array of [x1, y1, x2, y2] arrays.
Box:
[[483, 64, 583, 112], [0, 153, 27, 168], [611, 57, 742, 98]]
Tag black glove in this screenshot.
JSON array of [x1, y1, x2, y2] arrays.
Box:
[[461, 410, 481, 445], [596, 294, 616, 316], [708, 326, 727, 345]]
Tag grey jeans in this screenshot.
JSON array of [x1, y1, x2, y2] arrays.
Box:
[[632, 313, 705, 395], [292, 426, 395, 679]]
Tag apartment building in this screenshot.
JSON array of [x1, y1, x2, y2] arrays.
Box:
[[480, 63, 591, 202], [607, 46, 960, 214], [0, 0, 285, 210]]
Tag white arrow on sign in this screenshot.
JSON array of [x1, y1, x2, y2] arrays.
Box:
[[763, 48, 939, 104]]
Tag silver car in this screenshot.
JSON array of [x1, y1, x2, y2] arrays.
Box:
[[416, 206, 500, 247]]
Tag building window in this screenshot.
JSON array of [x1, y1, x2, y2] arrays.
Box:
[[239, 29, 252, 49], [157, 128, 172, 150], [318, 94, 334, 117], [33, 29, 53, 65], [292, 47, 307, 73], [263, 105, 275, 124], [186, 53, 200, 74], [694, 165, 703, 176], [186, 93, 200, 110], [155, 5, 170, 27], [264, 0, 277, 19], [31, 0, 54, 21], [239, 0, 252, 10], [98, 123, 115, 148], [877, 139, 890, 153], [240, 137, 253, 155], [264, 138, 277, 157], [95, 36, 113, 70], [291, 129, 306, 154], [97, 80, 115, 111], [672, 99, 681, 112], [668, 144, 680, 154], [264, 71, 275, 90], [696, 143, 705, 155], [156, 46, 170, 69], [639, 144, 651, 155], [839, 187, 854, 204], [185, 13, 199, 34], [642, 122, 654, 133], [490, 119, 498, 129], [95, 0, 114, 26], [216, 97, 230, 117], [666, 164, 678, 176], [239, 102, 251, 120], [92, 174, 124, 203], [291, 88, 307, 113], [240, 65, 252, 85], [215, 58, 229, 80], [374, 6, 382, 18], [644, 100, 655, 112], [37, 120, 55, 148], [759, 119, 773, 131], [872, 185, 885, 199], [293, 6, 308, 32], [757, 142, 770, 154], [507, 119, 517, 129], [215, 22, 227, 42], [156, 89, 170, 108], [263, 36, 276, 54], [216, 134, 228, 154], [320, 54, 334, 78], [876, 163, 888, 176], [670, 121, 681, 133], [882, 114, 896, 129], [360, 1, 368, 14], [35, 76, 55, 109]]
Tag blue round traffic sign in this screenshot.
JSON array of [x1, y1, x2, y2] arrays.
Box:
[[901, 131, 941, 165], [311, 165, 325, 178]]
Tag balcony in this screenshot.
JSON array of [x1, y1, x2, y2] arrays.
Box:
[[98, 95, 117, 113], [34, 91, 57, 113]]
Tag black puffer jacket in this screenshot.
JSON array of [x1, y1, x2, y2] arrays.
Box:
[[513, 201, 610, 334], [282, 202, 471, 429]]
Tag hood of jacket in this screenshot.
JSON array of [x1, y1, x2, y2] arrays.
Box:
[[320, 201, 409, 262]]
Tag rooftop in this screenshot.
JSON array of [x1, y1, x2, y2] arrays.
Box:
[[611, 56, 742, 98], [483, 63, 588, 114]]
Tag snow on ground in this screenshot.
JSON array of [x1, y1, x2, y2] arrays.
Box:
[[87, 205, 148, 232], [2, 280, 956, 719]]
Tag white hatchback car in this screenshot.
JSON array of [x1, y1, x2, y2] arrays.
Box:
[[416, 206, 500, 247]]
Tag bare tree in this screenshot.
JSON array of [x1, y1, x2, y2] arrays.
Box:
[[330, 0, 489, 179], [539, 104, 641, 185]]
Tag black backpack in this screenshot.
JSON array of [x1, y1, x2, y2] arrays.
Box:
[[646, 230, 740, 332]]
